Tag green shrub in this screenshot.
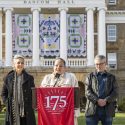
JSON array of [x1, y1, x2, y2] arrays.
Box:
[[118, 98, 125, 112], [0, 104, 6, 113]]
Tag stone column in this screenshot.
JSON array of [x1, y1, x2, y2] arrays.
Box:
[[0, 8, 2, 62], [86, 8, 95, 66], [98, 7, 106, 56], [58, 7, 68, 62], [31, 8, 41, 66], [4, 8, 13, 66]]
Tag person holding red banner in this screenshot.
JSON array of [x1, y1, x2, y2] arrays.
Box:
[[41, 58, 80, 125]]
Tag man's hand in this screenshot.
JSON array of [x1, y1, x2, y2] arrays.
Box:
[[97, 99, 107, 107]]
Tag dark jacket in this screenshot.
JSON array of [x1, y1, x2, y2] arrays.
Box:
[[85, 71, 119, 117], [1, 70, 36, 125]]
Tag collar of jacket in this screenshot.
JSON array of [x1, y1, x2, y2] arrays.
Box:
[[93, 70, 107, 76], [7, 70, 29, 84]]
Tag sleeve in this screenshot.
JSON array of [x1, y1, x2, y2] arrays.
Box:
[[1, 77, 8, 104], [105, 75, 119, 103], [85, 74, 98, 104], [30, 75, 35, 88], [40, 75, 49, 87], [28, 75, 35, 104], [70, 73, 78, 87]]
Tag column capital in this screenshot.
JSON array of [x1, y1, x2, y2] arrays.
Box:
[[3, 8, 13, 12], [58, 7, 68, 12], [85, 7, 95, 12], [31, 8, 41, 12], [97, 7, 107, 11]]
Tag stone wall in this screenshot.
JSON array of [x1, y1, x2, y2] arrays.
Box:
[[107, 0, 125, 10]]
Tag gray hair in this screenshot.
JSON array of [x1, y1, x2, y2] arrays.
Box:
[[94, 55, 106, 62], [55, 58, 66, 66], [13, 55, 24, 63], [14, 55, 24, 60]]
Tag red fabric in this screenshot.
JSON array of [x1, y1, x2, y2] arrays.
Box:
[[37, 87, 74, 125]]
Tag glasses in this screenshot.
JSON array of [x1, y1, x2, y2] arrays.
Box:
[[54, 65, 64, 68], [95, 62, 105, 66], [17, 62, 24, 65]]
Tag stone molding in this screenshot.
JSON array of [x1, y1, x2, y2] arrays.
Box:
[[58, 7, 68, 12], [106, 10, 125, 15], [0, 0, 106, 8], [31, 7, 41, 12], [3, 7, 13, 12], [85, 7, 95, 12], [106, 11, 125, 23]]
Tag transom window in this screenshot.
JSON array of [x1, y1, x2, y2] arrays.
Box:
[[107, 25, 117, 42]]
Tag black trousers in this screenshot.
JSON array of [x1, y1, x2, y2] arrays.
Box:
[[20, 117, 26, 125]]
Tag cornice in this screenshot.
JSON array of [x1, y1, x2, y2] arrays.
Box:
[[106, 10, 125, 15], [0, 0, 106, 8], [106, 10, 125, 23]]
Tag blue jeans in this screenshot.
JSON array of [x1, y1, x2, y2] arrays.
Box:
[[86, 115, 113, 125]]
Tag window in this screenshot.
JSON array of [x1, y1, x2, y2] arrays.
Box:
[[107, 25, 117, 42], [108, 0, 117, 5], [107, 53, 117, 69]]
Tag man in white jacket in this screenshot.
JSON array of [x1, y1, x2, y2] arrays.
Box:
[[41, 58, 80, 125]]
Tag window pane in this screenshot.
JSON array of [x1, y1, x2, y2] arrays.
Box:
[[107, 25, 116, 42], [108, 0, 116, 5], [108, 53, 117, 69]]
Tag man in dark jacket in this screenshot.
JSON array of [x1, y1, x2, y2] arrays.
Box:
[[85, 55, 118, 125], [1, 55, 36, 125]]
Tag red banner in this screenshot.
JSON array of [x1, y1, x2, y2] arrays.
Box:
[[37, 87, 74, 125]]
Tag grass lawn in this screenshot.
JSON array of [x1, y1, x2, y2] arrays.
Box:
[[0, 112, 125, 125], [78, 113, 125, 125]]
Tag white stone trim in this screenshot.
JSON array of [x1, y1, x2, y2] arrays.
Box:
[[106, 10, 125, 15], [85, 7, 95, 12], [31, 7, 41, 12], [106, 11, 125, 23], [0, 0, 106, 8], [3, 7, 13, 12], [58, 7, 68, 12]]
